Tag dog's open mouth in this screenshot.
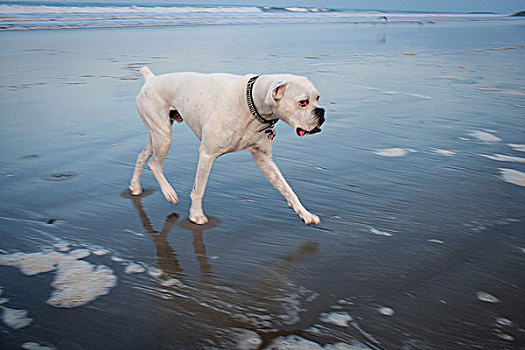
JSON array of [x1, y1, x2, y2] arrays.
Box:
[[296, 125, 322, 137]]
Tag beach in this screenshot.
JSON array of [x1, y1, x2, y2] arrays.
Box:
[[1, 12, 525, 350]]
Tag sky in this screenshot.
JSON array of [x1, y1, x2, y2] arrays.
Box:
[[4, 0, 525, 13]]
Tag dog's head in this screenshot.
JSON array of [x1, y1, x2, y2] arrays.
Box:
[[263, 75, 325, 137]]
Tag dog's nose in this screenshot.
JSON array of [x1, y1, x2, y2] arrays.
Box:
[[314, 107, 325, 125]]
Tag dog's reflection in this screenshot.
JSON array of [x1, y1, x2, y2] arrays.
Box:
[[130, 194, 216, 280], [128, 193, 324, 340], [129, 194, 320, 296]]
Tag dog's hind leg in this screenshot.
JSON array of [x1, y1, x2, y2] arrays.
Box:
[[129, 133, 153, 195], [149, 125, 179, 205], [136, 94, 179, 205]]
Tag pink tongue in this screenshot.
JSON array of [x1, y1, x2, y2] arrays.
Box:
[[299, 130, 306, 137]]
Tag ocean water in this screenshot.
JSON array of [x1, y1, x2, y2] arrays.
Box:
[[1, 4, 525, 350], [0, 1, 521, 30]]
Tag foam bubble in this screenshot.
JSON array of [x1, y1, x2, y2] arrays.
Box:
[[407, 93, 432, 99], [264, 335, 368, 350], [369, 227, 393, 236], [69, 249, 91, 259], [507, 144, 525, 152], [375, 148, 416, 157], [477, 291, 500, 303], [1, 306, 32, 329], [441, 76, 463, 81], [305, 326, 322, 334], [502, 90, 525, 96], [379, 307, 395, 316], [480, 154, 525, 163], [432, 149, 456, 156], [124, 262, 146, 274], [148, 266, 163, 278], [232, 328, 262, 350], [470, 131, 501, 142], [496, 333, 515, 342], [92, 248, 110, 256], [319, 311, 353, 327], [496, 318, 513, 326], [111, 256, 125, 262], [499, 168, 525, 187], [277, 291, 305, 325], [22, 342, 56, 350], [53, 242, 70, 252], [124, 228, 144, 237], [160, 278, 184, 288]]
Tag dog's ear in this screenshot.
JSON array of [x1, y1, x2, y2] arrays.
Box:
[[270, 81, 288, 101]]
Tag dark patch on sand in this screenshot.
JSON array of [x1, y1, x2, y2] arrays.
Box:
[[41, 172, 77, 182], [120, 188, 155, 199], [118, 76, 140, 81], [123, 62, 150, 71], [177, 216, 221, 231], [19, 154, 42, 160]]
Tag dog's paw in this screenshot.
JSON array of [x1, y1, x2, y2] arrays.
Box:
[[301, 212, 321, 226], [189, 213, 208, 225], [161, 186, 179, 205], [129, 184, 143, 196]]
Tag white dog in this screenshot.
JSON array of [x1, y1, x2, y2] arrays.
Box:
[[129, 67, 325, 225]]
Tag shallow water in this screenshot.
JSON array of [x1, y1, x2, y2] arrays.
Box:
[[1, 20, 524, 349]]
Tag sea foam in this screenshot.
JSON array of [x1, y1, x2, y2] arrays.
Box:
[[477, 291, 500, 303], [319, 311, 353, 327], [375, 148, 416, 157], [22, 342, 56, 350], [470, 131, 501, 142], [1, 306, 32, 329], [369, 226, 394, 236], [0, 249, 117, 308], [432, 149, 456, 156], [499, 168, 525, 186], [480, 154, 525, 163], [507, 144, 525, 152], [264, 335, 369, 350]]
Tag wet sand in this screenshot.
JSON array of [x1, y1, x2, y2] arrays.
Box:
[[1, 21, 525, 349]]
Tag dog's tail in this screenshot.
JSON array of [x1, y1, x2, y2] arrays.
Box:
[[140, 66, 155, 81]]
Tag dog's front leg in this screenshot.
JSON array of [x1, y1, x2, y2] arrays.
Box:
[[251, 149, 320, 225], [189, 150, 217, 225]]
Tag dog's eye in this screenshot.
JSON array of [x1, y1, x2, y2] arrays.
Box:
[[298, 99, 309, 107], [316, 96, 320, 101]]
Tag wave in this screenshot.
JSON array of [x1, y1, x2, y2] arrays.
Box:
[[0, 4, 515, 31], [0, 4, 264, 14]]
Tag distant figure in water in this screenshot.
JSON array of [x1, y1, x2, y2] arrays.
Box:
[[379, 16, 388, 21]]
